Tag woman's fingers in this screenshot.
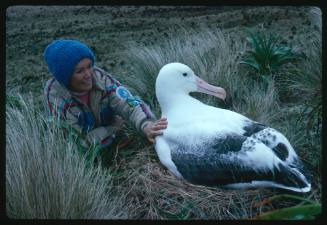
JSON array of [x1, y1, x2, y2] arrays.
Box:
[[152, 125, 167, 131], [156, 121, 168, 126], [144, 118, 168, 143], [155, 118, 168, 126], [158, 117, 168, 123]]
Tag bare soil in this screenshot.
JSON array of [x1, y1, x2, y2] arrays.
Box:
[[6, 6, 317, 99]]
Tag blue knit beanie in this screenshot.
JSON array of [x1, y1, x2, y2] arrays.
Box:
[[44, 39, 95, 87]]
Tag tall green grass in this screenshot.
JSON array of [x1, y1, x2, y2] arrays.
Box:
[[6, 95, 126, 219]]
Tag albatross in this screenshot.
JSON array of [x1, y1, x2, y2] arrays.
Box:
[[154, 62, 311, 193]]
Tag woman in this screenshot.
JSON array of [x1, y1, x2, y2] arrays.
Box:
[[43, 39, 167, 162]]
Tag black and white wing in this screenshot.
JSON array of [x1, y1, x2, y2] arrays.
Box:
[[168, 132, 311, 193]]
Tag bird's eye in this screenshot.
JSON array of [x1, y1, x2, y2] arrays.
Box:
[[182, 73, 188, 77]]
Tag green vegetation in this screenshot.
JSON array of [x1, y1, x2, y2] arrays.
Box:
[[6, 6, 321, 219], [252, 194, 321, 220], [240, 29, 299, 82]]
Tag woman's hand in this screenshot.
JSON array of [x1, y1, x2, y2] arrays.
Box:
[[143, 117, 168, 143]]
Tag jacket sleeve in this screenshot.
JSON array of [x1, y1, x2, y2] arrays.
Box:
[[44, 80, 118, 149], [100, 70, 157, 134]]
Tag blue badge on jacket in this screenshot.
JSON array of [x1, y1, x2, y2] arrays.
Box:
[[116, 86, 132, 99], [116, 86, 140, 107]]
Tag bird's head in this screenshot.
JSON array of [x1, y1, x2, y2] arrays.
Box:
[[156, 62, 226, 100]]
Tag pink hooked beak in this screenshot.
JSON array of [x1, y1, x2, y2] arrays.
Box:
[[195, 76, 226, 100]]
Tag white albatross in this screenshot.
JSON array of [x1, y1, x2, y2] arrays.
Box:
[[154, 62, 311, 193]]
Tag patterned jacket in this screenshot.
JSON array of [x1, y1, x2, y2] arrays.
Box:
[[44, 66, 156, 149]]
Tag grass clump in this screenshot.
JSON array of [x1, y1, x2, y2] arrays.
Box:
[[251, 194, 321, 220], [6, 95, 126, 219], [125, 26, 282, 125], [288, 32, 322, 132], [277, 28, 322, 171], [240, 29, 299, 82]]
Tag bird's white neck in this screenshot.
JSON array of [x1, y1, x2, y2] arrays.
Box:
[[156, 91, 204, 116]]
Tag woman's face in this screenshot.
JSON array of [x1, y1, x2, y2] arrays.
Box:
[[70, 58, 93, 93]]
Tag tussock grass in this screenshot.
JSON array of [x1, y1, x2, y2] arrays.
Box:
[[287, 33, 321, 104], [240, 29, 298, 77], [125, 26, 280, 125], [275, 23, 321, 173], [6, 95, 126, 219]]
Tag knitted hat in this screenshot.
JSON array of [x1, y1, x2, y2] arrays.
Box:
[[44, 39, 95, 87]]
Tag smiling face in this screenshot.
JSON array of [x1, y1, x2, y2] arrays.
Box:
[[69, 58, 93, 93]]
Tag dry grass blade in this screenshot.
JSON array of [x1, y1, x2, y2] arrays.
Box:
[[109, 144, 274, 219], [6, 95, 127, 219]]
